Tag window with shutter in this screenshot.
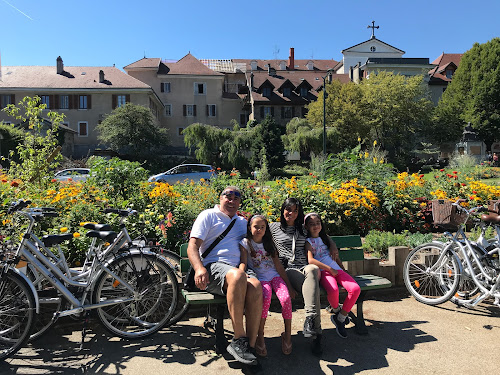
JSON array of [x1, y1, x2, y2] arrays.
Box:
[[207, 104, 216, 117], [79, 95, 88, 109], [185, 104, 195, 116], [60, 95, 70, 110], [165, 104, 172, 116], [78, 121, 88, 137]]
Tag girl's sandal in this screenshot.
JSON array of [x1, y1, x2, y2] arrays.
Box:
[[281, 333, 292, 355], [255, 341, 267, 357]]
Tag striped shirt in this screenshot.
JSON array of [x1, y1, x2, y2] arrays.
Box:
[[269, 222, 307, 269]]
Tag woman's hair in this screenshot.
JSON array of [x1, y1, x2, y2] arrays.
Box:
[[304, 213, 332, 248], [246, 214, 277, 257], [279, 197, 306, 236]]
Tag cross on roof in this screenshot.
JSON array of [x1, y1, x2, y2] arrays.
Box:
[[367, 20, 379, 39]]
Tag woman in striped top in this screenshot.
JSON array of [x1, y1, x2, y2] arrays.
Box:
[[269, 197, 324, 355]]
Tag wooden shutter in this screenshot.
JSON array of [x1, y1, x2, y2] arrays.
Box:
[[11, 94, 15, 105], [292, 107, 295, 117], [161, 83, 164, 92], [206, 105, 209, 116], [271, 107, 274, 116], [54, 95, 59, 110], [87, 95, 92, 109], [126, 94, 130, 103], [193, 105, 197, 116], [281, 107, 284, 119], [183, 105, 186, 116], [112, 95, 117, 109], [260, 107, 264, 118]]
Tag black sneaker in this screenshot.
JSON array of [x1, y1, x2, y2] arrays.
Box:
[[303, 316, 316, 338], [227, 337, 257, 365], [331, 313, 348, 339], [311, 334, 323, 356]]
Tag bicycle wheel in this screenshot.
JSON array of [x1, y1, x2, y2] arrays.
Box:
[[404, 243, 461, 305], [154, 249, 190, 326], [93, 252, 178, 339], [25, 264, 62, 341], [0, 269, 35, 361]]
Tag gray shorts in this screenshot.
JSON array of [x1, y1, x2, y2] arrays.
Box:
[[206, 262, 257, 296]]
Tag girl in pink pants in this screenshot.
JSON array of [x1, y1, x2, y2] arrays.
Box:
[[304, 213, 360, 339], [240, 215, 297, 356]]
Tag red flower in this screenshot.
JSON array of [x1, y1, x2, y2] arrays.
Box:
[[10, 181, 19, 187], [472, 191, 477, 194], [461, 183, 466, 186], [419, 174, 424, 178], [51, 178, 57, 183], [439, 169, 445, 172], [453, 171, 458, 174]]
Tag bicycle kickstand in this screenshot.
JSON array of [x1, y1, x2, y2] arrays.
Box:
[[79, 310, 91, 351]]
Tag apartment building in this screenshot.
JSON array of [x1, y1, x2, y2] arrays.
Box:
[[124, 54, 243, 149], [0, 57, 163, 158]]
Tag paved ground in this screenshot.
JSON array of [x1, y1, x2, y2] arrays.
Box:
[[1, 288, 499, 375]]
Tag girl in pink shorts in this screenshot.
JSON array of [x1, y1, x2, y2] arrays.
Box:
[[240, 215, 297, 356]]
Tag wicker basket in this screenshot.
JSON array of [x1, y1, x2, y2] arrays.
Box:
[[487, 200, 500, 214], [431, 199, 468, 227]]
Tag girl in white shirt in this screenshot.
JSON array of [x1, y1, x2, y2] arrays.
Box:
[[304, 213, 360, 339], [240, 215, 296, 356]]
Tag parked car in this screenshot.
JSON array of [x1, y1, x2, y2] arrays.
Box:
[[54, 168, 91, 182], [148, 164, 216, 184]]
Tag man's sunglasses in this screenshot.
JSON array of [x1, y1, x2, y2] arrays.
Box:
[[221, 191, 242, 199]]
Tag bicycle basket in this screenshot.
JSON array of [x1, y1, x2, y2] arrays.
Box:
[[487, 200, 500, 214], [431, 199, 468, 228]]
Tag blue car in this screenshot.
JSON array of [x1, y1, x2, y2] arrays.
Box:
[[148, 164, 216, 184]]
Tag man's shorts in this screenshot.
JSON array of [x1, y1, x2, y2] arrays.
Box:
[[205, 262, 258, 296]]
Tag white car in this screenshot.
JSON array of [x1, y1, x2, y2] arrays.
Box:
[[54, 168, 91, 182], [148, 164, 216, 184]]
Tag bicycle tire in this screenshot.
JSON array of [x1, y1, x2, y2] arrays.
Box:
[[25, 264, 62, 341], [92, 252, 178, 339], [153, 248, 190, 326], [404, 243, 461, 305], [0, 269, 36, 361]]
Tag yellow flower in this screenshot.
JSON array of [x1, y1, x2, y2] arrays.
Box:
[[357, 137, 361, 142], [373, 140, 377, 147], [344, 210, 352, 216], [60, 227, 68, 233], [73, 232, 81, 238]]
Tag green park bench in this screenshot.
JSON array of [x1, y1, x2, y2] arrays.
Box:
[[179, 235, 392, 353]]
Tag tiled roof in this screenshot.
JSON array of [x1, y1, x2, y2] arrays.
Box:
[[250, 70, 350, 92], [233, 59, 338, 72], [123, 58, 161, 70], [162, 53, 223, 76], [428, 53, 463, 84], [0, 66, 150, 89], [248, 70, 350, 103]]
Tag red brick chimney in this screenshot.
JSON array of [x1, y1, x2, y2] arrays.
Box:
[[288, 48, 295, 70]]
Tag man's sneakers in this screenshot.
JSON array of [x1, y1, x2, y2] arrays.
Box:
[[227, 337, 258, 365], [303, 316, 316, 338], [331, 313, 348, 339]]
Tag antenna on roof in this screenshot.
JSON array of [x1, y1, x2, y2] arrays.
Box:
[[273, 45, 280, 60], [144, 51, 146, 58]]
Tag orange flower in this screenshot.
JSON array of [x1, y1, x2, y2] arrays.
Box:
[[10, 180, 19, 187]]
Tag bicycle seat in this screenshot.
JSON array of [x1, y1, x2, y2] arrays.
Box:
[[42, 234, 73, 247], [83, 223, 112, 231], [480, 213, 500, 224], [85, 230, 118, 243]]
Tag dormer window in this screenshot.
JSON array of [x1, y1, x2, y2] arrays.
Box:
[[283, 87, 291, 97], [300, 87, 308, 97], [306, 61, 314, 70], [370, 46, 376, 52], [446, 69, 454, 79], [279, 61, 287, 70], [262, 87, 272, 97]]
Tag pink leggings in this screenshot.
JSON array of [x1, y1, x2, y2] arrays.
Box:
[[320, 269, 360, 313], [261, 276, 292, 319]]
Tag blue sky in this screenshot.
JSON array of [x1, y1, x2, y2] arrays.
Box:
[[1, 0, 498, 70]]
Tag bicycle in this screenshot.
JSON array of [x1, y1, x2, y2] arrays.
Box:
[[0, 200, 179, 361], [403, 199, 500, 308]]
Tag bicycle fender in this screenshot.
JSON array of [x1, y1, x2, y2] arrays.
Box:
[[8, 267, 40, 314]]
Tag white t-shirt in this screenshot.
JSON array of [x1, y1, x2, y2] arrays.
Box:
[[306, 237, 341, 271], [240, 238, 280, 282], [190, 205, 247, 267]]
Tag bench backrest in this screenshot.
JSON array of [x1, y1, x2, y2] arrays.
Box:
[[178, 234, 363, 272]]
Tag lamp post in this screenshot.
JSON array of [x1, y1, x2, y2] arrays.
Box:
[[322, 69, 334, 155]]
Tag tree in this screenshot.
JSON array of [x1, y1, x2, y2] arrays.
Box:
[[96, 103, 169, 157], [433, 38, 500, 148], [306, 80, 369, 153], [249, 115, 285, 172], [360, 72, 433, 168], [2, 96, 64, 186]]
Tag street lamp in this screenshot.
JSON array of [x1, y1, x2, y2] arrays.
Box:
[[322, 69, 334, 155]]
